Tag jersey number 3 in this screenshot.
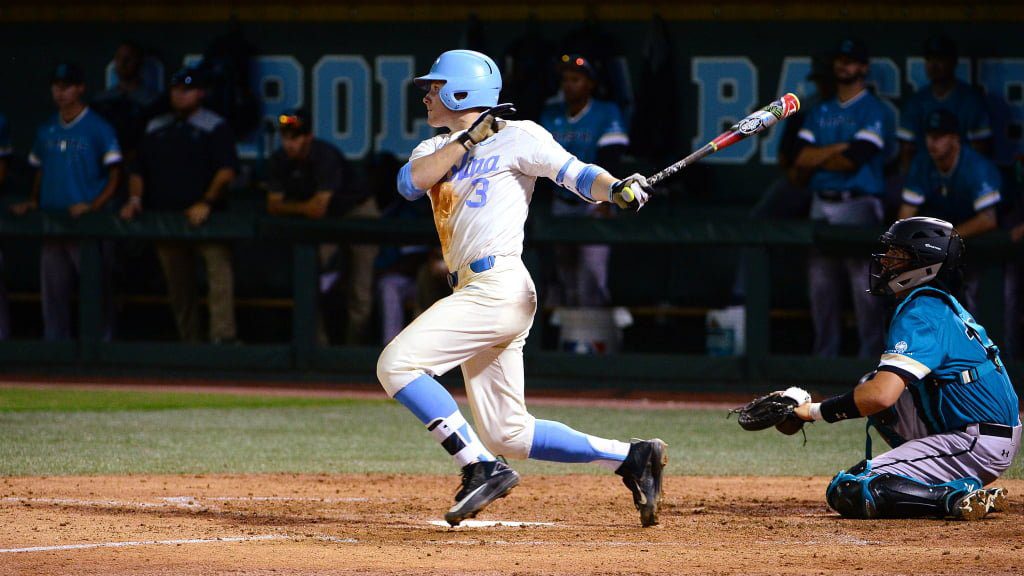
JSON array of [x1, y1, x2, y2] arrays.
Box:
[[466, 177, 489, 208]]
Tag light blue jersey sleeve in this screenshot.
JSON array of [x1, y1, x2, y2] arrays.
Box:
[[95, 117, 122, 166], [28, 124, 45, 168], [597, 102, 629, 148], [0, 115, 11, 157], [967, 153, 1001, 212], [901, 152, 930, 206], [962, 86, 992, 142]]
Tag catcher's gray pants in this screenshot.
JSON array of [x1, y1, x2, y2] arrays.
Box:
[[808, 195, 886, 357], [868, 390, 1021, 485]]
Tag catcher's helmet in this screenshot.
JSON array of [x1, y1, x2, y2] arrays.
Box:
[[414, 50, 501, 111], [869, 216, 964, 295]]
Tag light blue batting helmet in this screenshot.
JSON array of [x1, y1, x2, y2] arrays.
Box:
[[414, 50, 501, 111]]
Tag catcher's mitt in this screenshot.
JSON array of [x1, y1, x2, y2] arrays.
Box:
[[729, 387, 811, 436]]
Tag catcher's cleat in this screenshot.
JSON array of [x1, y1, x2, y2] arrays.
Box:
[[444, 460, 520, 526], [985, 487, 1008, 514], [951, 489, 990, 521], [615, 439, 669, 527]]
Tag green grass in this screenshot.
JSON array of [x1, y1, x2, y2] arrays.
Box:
[[0, 387, 359, 412], [0, 387, 1020, 479]]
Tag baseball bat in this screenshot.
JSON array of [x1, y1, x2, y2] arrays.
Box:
[[646, 92, 801, 186]]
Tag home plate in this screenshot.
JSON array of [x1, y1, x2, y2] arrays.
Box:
[[428, 520, 556, 528]]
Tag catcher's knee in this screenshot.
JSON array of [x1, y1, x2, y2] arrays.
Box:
[[476, 416, 536, 460], [826, 460, 874, 518], [827, 462, 984, 519]]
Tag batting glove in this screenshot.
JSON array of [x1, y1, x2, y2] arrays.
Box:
[[609, 173, 652, 211], [459, 103, 517, 149]]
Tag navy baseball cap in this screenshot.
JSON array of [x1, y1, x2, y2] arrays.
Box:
[[835, 38, 869, 64], [925, 109, 959, 135], [170, 66, 208, 88], [925, 35, 958, 61], [51, 62, 85, 85], [278, 108, 312, 136], [558, 54, 597, 80]]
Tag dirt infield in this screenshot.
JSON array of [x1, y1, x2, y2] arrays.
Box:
[[2, 474, 1021, 575]]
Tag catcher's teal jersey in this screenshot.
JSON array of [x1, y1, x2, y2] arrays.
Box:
[[902, 146, 1002, 225], [897, 81, 992, 148], [797, 89, 888, 197], [877, 287, 1019, 431]]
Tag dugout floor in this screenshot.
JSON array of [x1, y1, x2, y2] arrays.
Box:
[[1, 474, 1021, 575]]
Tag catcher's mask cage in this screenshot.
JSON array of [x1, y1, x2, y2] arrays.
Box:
[[868, 216, 964, 296]]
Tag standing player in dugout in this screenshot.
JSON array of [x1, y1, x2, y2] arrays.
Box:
[[376, 49, 667, 527]]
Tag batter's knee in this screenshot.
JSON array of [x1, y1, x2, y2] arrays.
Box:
[[476, 415, 536, 461], [376, 341, 420, 397]]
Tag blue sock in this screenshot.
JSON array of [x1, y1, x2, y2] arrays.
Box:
[[393, 374, 494, 466], [528, 420, 629, 468]]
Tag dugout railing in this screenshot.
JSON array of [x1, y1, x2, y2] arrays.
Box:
[[0, 211, 1016, 393]]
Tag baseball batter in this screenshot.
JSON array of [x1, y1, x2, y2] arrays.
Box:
[[376, 49, 667, 527], [789, 217, 1019, 520]]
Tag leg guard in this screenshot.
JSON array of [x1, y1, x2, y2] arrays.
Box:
[[826, 460, 983, 519]]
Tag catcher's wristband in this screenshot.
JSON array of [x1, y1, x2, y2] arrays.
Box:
[[808, 403, 823, 421], [819, 392, 862, 423]]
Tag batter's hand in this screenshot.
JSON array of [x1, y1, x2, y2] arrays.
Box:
[[185, 201, 211, 227], [459, 103, 516, 148], [610, 174, 652, 211]]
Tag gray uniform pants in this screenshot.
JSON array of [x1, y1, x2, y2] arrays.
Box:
[[41, 240, 113, 341], [869, 389, 1021, 485], [808, 195, 886, 357]]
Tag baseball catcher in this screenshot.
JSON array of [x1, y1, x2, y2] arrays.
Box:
[[736, 217, 1019, 520]]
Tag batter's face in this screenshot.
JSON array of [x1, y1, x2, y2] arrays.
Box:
[[51, 82, 84, 109], [926, 131, 959, 164], [833, 56, 867, 85], [560, 69, 594, 106], [423, 81, 456, 128], [281, 132, 313, 160], [170, 85, 204, 114]]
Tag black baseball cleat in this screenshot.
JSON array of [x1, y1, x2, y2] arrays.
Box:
[[615, 438, 669, 527], [444, 459, 520, 526]]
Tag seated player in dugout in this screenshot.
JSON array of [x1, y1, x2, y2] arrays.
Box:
[[376, 49, 666, 527], [790, 217, 1019, 520], [898, 109, 1001, 314]]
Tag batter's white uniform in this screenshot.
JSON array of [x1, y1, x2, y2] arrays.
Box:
[[377, 119, 605, 459]]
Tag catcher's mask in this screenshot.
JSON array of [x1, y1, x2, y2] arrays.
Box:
[[868, 216, 963, 296]]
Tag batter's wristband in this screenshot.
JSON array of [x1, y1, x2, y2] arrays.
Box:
[[819, 392, 862, 423], [458, 132, 475, 150]]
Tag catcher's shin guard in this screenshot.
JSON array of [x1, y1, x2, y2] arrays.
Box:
[[826, 461, 983, 519]]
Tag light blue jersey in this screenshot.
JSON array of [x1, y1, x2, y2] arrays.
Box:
[[878, 287, 1019, 431], [29, 108, 121, 210], [541, 99, 628, 207], [798, 89, 888, 197], [902, 146, 1001, 225], [0, 114, 11, 158], [898, 82, 991, 148]]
